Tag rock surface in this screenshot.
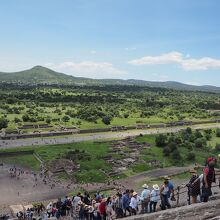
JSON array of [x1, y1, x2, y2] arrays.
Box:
[[123, 196, 220, 220]]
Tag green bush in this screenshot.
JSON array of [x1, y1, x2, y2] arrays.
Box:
[[187, 152, 196, 161]]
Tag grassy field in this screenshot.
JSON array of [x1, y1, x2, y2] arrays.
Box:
[[1, 129, 220, 183]]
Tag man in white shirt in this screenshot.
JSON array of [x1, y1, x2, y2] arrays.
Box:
[[72, 192, 82, 216]]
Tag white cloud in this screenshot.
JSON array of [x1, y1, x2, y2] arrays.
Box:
[[128, 51, 182, 65], [45, 61, 128, 78], [181, 57, 220, 71], [128, 51, 220, 71], [125, 47, 137, 51]]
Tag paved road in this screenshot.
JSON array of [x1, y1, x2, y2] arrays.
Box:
[[0, 123, 220, 149]]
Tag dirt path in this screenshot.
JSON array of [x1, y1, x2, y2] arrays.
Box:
[[0, 123, 220, 149], [116, 166, 191, 190]]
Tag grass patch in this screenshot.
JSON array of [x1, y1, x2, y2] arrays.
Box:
[[0, 154, 41, 171]]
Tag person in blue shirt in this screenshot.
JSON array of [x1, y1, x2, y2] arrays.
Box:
[[164, 176, 175, 201], [122, 189, 131, 217], [140, 184, 151, 213]]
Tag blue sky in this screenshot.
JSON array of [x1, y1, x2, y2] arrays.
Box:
[[1, 0, 220, 85]]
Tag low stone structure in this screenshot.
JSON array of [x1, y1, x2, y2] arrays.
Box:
[[123, 196, 220, 220]]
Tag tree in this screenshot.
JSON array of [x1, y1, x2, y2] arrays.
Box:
[[62, 115, 70, 122], [194, 137, 207, 149], [216, 128, 220, 137], [167, 142, 177, 152], [195, 130, 203, 139], [187, 152, 196, 161], [22, 114, 30, 122], [215, 143, 220, 151], [163, 146, 171, 156], [186, 127, 192, 134], [123, 113, 129, 118], [102, 116, 112, 125], [171, 150, 182, 162], [46, 118, 51, 124], [14, 117, 21, 123], [0, 118, 8, 130], [205, 133, 212, 141], [155, 134, 167, 147]]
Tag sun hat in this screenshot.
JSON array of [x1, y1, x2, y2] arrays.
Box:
[[78, 201, 83, 205], [133, 192, 138, 196], [153, 184, 160, 190], [163, 176, 170, 180], [142, 183, 149, 189], [189, 168, 197, 173]]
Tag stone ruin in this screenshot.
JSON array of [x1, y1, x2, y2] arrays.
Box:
[[102, 137, 160, 177], [46, 159, 80, 177]]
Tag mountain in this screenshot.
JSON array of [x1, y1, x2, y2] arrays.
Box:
[[0, 65, 220, 92]]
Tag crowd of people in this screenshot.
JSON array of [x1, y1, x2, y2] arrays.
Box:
[[10, 156, 220, 220]]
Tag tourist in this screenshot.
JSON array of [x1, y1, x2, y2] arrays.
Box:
[[78, 201, 86, 220], [201, 157, 217, 202], [149, 184, 160, 212], [89, 200, 97, 220], [95, 192, 102, 202], [129, 192, 139, 215], [160, 178, 171, 210], [84, 191, 91, 206], [122, 189, 131, 217], [186, 169, 200, 204], [140, 183, 151, 213], [165, 176, 175, 202], [114, 193, 123, 218], [72, 192, 82, 216], [46, 202, 53, 218], [106, 197, 113, 220], [98, 198, 107, 220], [16, 211, 23, 220], [63, 196, 72, 216], [55, 198, 62, 219]]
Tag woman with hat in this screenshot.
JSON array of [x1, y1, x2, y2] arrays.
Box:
[[129, 192, 139, 215], [186, 169, 200, 204], [150, 184, 160, 212]]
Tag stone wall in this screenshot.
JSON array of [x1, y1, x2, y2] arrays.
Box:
[[123, 196, 220, 220]]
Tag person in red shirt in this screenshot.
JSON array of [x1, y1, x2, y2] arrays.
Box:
[[201, 157, 217, 202], [99, 198, 106, 220]]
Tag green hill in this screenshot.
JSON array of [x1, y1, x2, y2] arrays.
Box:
[[0, 65, 220, 92], [0, 66, 81, 84]]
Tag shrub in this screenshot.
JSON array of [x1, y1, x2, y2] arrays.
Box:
[[216, 128, 220, 137], [62, 115, 70, 122], [155, 134, 167, 147], [171, 150, 182, 162], [187, 152, 196, 161], [102, 116, 112, 125], [194, 137, 207, 149], [215, 143, 220, 151], [163, 146, 171, 156], [0, 117, 8, 130]]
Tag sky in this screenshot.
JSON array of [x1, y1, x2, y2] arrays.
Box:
[[1, 0, 220, 86]]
